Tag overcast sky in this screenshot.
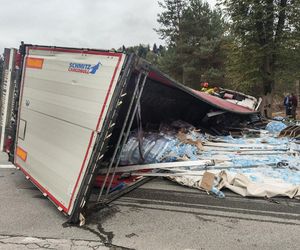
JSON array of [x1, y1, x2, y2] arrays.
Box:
[[0, 0, 216, 52]]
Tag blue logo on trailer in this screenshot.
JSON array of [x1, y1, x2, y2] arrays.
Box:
[[68, 62, 101, 74]]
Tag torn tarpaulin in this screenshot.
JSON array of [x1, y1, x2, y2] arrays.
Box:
[[170, 167, 300, 199]]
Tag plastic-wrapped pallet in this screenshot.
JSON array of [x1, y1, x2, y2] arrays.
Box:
[[119, 131, 202, 165], [265, 121, 287, 133]]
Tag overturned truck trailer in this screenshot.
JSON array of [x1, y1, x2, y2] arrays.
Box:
[[1, 44, 259, 224]]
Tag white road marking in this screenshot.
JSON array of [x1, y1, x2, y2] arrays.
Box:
[[0, 164, 15, 169]]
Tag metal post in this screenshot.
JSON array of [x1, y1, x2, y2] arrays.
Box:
[[96, 70, 148, 202], [104, 72, 148, 197]]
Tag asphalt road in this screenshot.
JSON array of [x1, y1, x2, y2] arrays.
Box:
[[89, 178, 300, 250], [0, 151, 300, 249]]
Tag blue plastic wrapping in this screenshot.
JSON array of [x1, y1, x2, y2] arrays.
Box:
[[119, 132, 200, 165], [273, 116, 284, 121], [265, 121, 287, 133], [228, 167, 300, 186]]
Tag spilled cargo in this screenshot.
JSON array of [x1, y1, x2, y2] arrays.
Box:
[[111, 122, 300, 199]]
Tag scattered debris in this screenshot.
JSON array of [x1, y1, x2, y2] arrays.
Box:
[[105, 120, 300, 199], [279, 125, 300, 139]]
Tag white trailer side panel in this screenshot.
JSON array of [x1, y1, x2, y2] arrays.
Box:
[[15, 47, 126, 214]]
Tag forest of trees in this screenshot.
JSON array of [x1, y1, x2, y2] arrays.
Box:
[[124, 0, 300, 115]]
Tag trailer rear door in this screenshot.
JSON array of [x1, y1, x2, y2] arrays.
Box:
[[14, 46, 126, 214]]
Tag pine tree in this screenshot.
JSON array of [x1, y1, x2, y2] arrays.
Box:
[[156, 0, 225, 88], [153, 43, 158, 54], [220, 0, 300, 117], [156, 0, 187, 45]]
